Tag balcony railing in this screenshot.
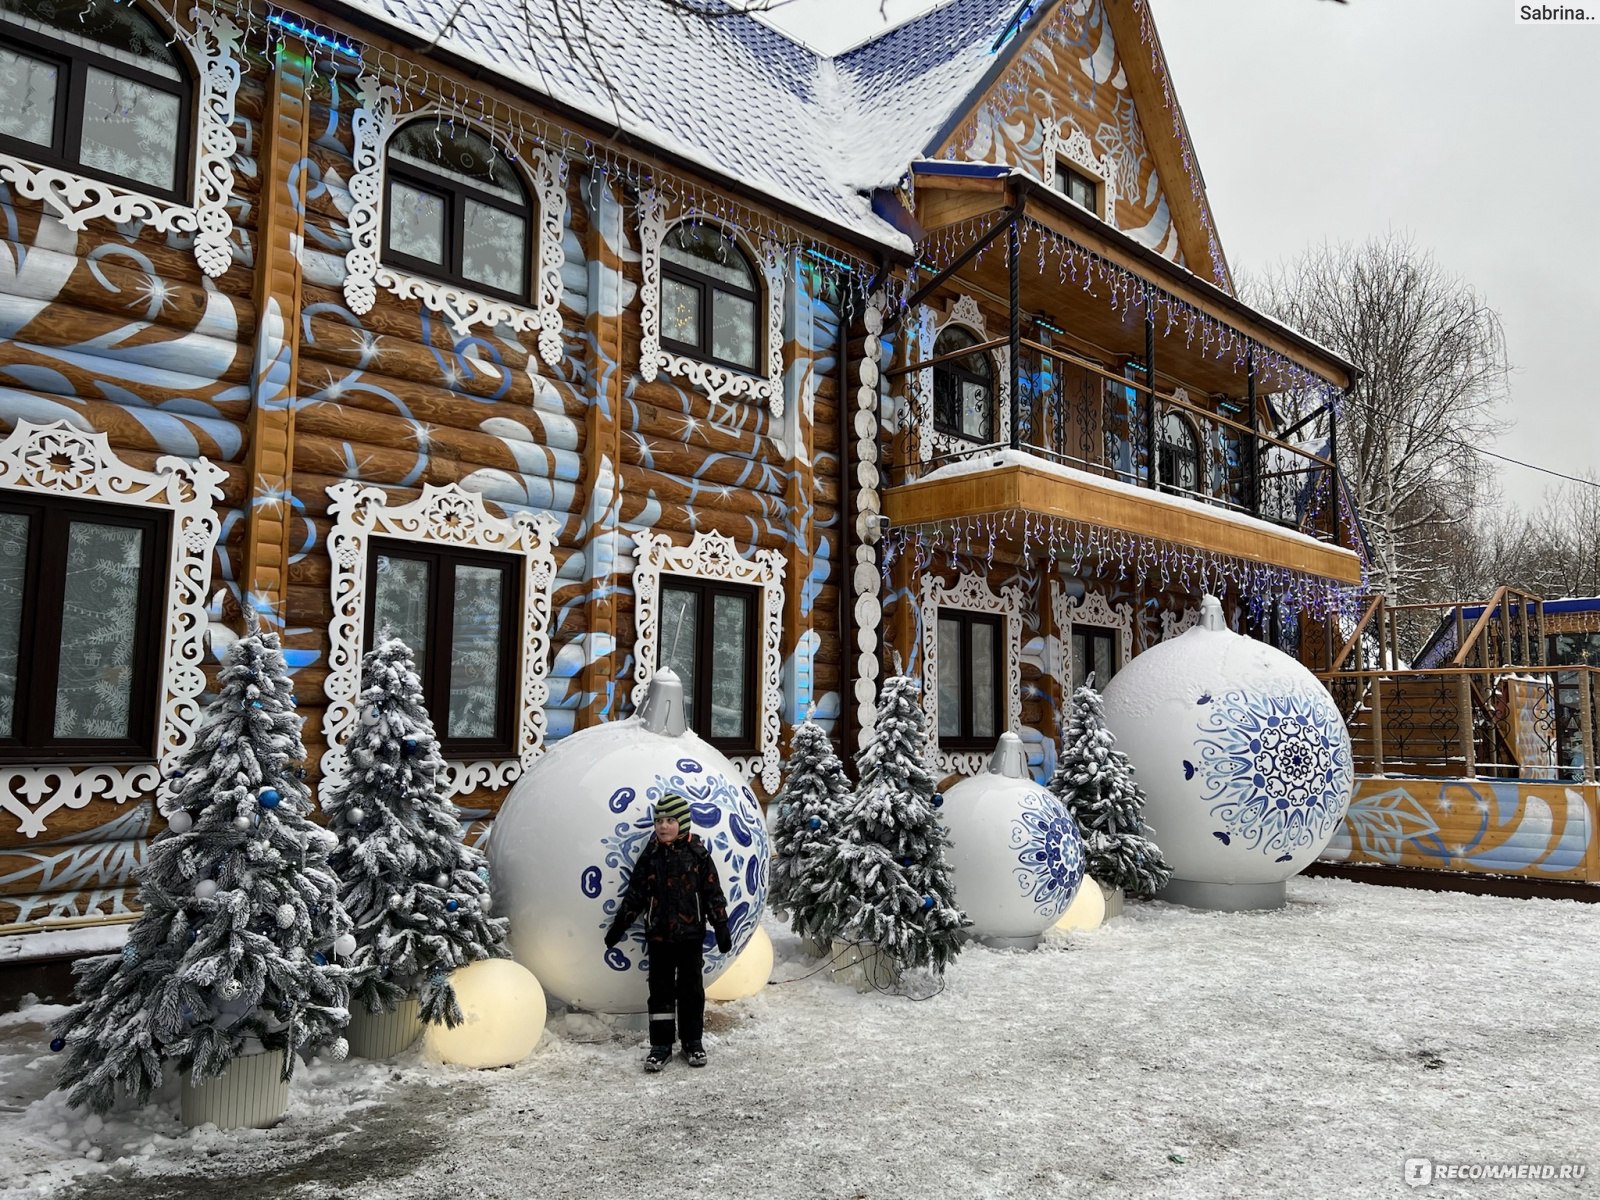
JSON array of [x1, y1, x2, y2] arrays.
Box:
[[889, 337, 1344, 545]]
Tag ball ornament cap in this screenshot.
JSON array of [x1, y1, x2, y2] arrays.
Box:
[[986, 730, 1030, 779], [637, 668, 688, 736]]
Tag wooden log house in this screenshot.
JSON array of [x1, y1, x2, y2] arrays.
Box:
[[0, 0, 1372, 957]]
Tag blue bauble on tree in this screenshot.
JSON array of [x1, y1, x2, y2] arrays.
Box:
[[445, 899, 459, 913], [50, 1037, 65, 1052], [807, 816, 822, 830], [401, 737, 419, 755], [258, 787, 281, 809]]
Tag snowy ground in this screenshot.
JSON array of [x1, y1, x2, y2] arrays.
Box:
[[2, 877, 1596, 1200]]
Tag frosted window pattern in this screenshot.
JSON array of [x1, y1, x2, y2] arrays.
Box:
[[661, 276, 699, 346], [389, 181, 445, 266], [0, 512, 25, 737], [0, 46, 56, 145], [931, 325, 993, 443], [659, 584, 699, 720], [79, 63, 177, 190], [937, 616, 961, 738], [53, 521, 142, 738], [710, 591, 748, 740], [970, 620, 996, 739], [447, 564, 505, 740], [462, 199, 525, 295], [372, 554, 430, 663], [712, 291, 756, 371]]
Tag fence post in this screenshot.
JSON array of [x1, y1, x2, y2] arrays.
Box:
[[1578, 669, 1596, 786], [1458, 673, 1477, 778], [1370, 675, 1385, 775]]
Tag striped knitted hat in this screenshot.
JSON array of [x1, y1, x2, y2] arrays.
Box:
[[653, 794, 691, 828]]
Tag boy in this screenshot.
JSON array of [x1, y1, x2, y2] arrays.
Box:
[[604, 793, 732, 1071]]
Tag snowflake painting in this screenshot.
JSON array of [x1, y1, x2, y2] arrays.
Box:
[[1191, 684, 1354, 857], [1009, 789, 1086, 917]]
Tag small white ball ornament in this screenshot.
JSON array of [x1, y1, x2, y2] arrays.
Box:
[[165, 811, 194, 835], [1101, 595, 1354, 911], [347, 808, 365, 826], [940, 733, 1085, 948], [423, 958, 545, 1068], [233, 815, 251, 832], [276, 903, 296, 929], [333, 933, 358, 958], [194, 880, 219, 900], [434, 874, 448, 888]]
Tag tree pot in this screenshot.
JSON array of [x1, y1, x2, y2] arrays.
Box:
[[829, 940, 900, 994], [180, 1049, 288, 1130], [346, 996, 423, 1061], [1099, 880, 1125, 922]]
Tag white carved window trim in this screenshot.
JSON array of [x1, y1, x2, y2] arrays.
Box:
[[637, 191, 787, 418], [632, 530, 785, 792], [343, 77, 569, 358], [910, 294, 1012, 464], [1053, 585, 1134, 692], [921, 570, 1024, 778], [1161, 605, 1202, 641], [1041, 119, 1119, 228], [0, 5, 241, 278], [0, 420, 224, 838], [322, 481, 559, 797]]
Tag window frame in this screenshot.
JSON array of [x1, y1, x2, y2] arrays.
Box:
[[380, 122, 534, 306], [931, 324, 995, 445], [0, 492, 169, 764], [657, 573, 759, 756], [0, 4, 194, 202], [657, 222, 763, 376], [1070, 623, 1120, 693], [1055, 160, 1100, 215], [1157, 409, 1201, 497], [936, 606, 1003, 751], [363, 536, 522, 759]]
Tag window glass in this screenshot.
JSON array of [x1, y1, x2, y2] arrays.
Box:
[[961, 380, 990, 440], [970, 620, 996, 738], [372, 554, 430, 664], [389, 180, 447, 265], [388, 122, 520, 201], [712, 290, 756, 370], [659, 585, 699, 720], [661, 276, 700, 346], [447, 564, 505, 740], [710, 591, 748, 739], [932, 326, 992, 442], [77, 65, 177, 189], [54, 520, 142, 738], [937, 616, 962, 737], [0, 512, 26, 737], [0, 46, 57, 145], [3, 0, 182, 77], [664, 223, 754, 289], [1072, 626, 1118, 691], [462, 198, 525, 295]]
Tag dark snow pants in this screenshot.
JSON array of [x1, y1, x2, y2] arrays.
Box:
[[647, 939, 705, 1049]]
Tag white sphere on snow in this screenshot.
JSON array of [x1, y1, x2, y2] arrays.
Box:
[[1101, 595, 1353, 910]]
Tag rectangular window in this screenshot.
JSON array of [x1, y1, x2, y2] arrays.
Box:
[[0, 494, 168, 762], [1056, 162, 1099, 214], [367, 540, 519, 756], [658, 576, 757, 753], [937, 608, 1002, 749], [1071, 624, 1119, 692]]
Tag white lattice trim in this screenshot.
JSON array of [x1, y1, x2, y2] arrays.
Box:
[[632, 530, 785, 793], [1052, 584, 1134, 689], [637, 191, 788, 417], [1041, 119, 1119, 228], [910, 294, 1011, 464], [1161, 605, 1202, 641], [343, 77, 569, 354], [0, 420, 224, 837], [0, 7, 240, 278], [322, 481, 559, 797], [921, 569, 1024, 778]]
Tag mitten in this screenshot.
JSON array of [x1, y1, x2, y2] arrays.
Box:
[[714, 925, 732, 954], [604, 922, 626, 949]]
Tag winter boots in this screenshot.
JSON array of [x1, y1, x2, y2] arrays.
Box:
[[683, 1043, 707, 1068], [644, 1045, 672, 1072]]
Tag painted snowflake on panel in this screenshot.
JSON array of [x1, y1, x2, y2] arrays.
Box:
[[1192, 684, 1353, 856], [1009, 789, 1086, 916]]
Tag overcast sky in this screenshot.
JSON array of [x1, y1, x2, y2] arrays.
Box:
[[762, 0, 1600, 516]]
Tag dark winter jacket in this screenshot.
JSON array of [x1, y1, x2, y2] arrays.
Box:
[[605, 833, 731, 948]]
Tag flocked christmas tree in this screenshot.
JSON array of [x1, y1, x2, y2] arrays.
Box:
[[1049, 678, 1172, 899], [810, 673, 965, 975], [323, 637, 509, 1026], [769, 716, 854, 952], [50, 627, 352, 1113]]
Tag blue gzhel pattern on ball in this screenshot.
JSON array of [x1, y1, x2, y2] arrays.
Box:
[[1192, 683, 1354, 856], [1009, 789, 1086, 916]]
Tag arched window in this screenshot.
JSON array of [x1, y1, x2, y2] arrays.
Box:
[[660, 222, 760, 372], [1157, 410, 1200, 495], [0, 0, 193, 198], [383, 122, 531, 301], [932, 325, 993, 444]]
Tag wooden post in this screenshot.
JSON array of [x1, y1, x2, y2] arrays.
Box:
[[1246, 349, 1260, 516], [1579, 669, 1596, 786], [1458, 674, 1477, 777], [1008, 219, 1021, 452], [1143, 287, 1156, 488], [1370, 674, 1385, 775]]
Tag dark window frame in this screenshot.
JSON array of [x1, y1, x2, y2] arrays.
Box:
[[380, 123, 534, 305], [0, 492, 169, 764], [1055, 160, 1100, 215], [1071, 623, 1119, 693], [658, 222, 763, 376], [363, 538, 522, 758], [931, 324, 995, 445], [937, 606, 1003, 751], [658, 574, 759, 756], [0, 2, 195, 202]]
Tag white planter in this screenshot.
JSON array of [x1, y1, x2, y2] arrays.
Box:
[[1100, 881, 1125, 922], [347, 996, 423, 1060], [180, 1050, 288, 1130], [829, 940, 900, 994]]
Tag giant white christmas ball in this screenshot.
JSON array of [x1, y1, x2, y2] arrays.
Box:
[[1101, 595, 1354, 907], [705, 925, 773, 1001], [487, 670, 770, 1013], [941, 733, 1085, 946], [422, 958, 545, 1068]]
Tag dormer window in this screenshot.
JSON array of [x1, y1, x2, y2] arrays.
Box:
[[1056, 161, 1099, 214], [0, 0, 192, 199], [660, 222, 760, 373], [383, 121, 531, 302]]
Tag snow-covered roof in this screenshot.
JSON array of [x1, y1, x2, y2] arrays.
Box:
[[328, 0, 1030, 250]]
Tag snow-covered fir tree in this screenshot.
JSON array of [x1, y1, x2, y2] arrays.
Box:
[[50, 628, 351, 1113], [811, 674, 964, 975], [1049, 679, 1172, 898], [323, 638, 508, 1026], [769, 717, 853, 951]]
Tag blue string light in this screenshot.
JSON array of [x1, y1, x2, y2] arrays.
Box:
[[265, 13, 360, 59]]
